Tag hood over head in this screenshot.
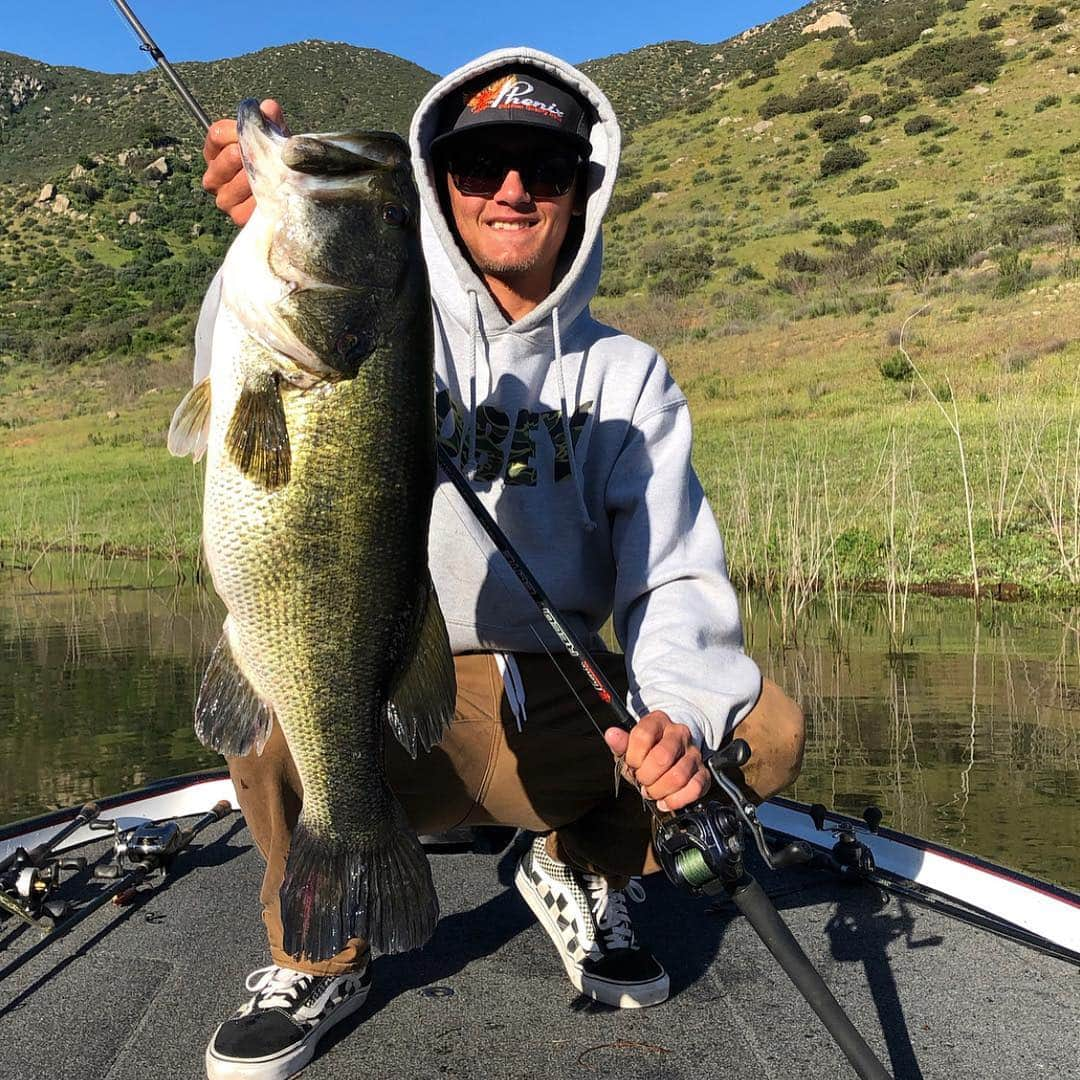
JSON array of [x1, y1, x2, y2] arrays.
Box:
[[409, 47, 621, 338]]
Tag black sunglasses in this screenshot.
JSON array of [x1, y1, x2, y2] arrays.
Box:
[[446, 144, 582, 199]]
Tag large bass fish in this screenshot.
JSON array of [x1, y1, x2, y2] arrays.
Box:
[[168, 100, 454, 961]]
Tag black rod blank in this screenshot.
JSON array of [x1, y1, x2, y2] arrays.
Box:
[[109, 0, 211, 133]]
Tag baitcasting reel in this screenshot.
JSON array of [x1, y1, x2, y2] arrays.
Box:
[[655, 740, 813, 896], [92, 819, 185, 881]]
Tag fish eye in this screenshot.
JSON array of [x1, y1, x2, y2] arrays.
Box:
[[382, 203, 410, 227]]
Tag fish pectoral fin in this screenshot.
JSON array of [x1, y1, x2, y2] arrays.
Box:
[[386, 578, 456, 759], [226, 373, 291, 489], [167, 377, 212, 462], [195, 630, 274, 757]]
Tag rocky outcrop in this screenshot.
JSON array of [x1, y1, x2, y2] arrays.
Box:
[[803, 11, 852, 35], [144, 156, 170, 179], [37, 183, 55, 203]]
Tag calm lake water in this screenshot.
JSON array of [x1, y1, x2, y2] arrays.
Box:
[[2, 583, 1078, 890]]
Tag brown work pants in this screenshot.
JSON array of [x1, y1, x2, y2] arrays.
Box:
[[227, 651, 803, 976]]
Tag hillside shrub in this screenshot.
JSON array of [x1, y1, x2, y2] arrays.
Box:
[[903, 113, 942, 135], [879, 90, 919, 116], [820, 145, 869, 176], [849, 93, 881, 114], [608, 180, 666, 216], [845, 218, 886, 240], [880, 351, 914, 381], [994, 249, 1034, 296], [846, 175, 899, 195], [899, 34, 1005, 96], [1034, 95, 1061, 112], [777, 249, 822, 272], [1031, 6, 1066, 30], [816, 113, 863, 142], [792, 79, 849, 113], [827, 0, 943, 69], [732, 263, 764, 283], [898, 225, 986, 284], [977, 13, 1001, 30], [760, 79, 848, 119], [640, 238, 715, 296]]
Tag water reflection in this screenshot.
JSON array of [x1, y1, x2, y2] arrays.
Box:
[[0, 586, 223, 819], [748, 594, 1080, 890], [1, 584, 1078, 890]]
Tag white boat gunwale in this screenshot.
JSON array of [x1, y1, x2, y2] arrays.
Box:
[[3, 774, 1078, 963]]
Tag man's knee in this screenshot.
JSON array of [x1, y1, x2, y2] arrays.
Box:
[[736, 678, 805, 801]]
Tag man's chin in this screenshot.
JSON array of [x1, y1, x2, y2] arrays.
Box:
[[476, 254, 544, 278]]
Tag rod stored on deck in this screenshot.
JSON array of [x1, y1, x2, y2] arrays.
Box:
[[0, 801, 232, 986]]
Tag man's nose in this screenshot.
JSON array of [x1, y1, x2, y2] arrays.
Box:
[[495, 168, 531, 204]]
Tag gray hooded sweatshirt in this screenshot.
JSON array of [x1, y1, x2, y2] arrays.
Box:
[[408, 48, 761, 749], [193, 47, 762, 750]]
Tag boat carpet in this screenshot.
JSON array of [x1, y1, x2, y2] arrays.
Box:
[[0, 816, 1075, 1080]]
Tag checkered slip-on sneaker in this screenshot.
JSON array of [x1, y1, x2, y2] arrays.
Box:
[[514, 834, 669, 1008], [206, 961, 371, 1079]]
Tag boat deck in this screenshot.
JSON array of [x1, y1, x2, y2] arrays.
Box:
[[0, 816, 1076, 1080]]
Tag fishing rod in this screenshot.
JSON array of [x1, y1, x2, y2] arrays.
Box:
[[109, 0, 211, 132], [0, 800, 232, 986], [107, 10, 892, 1075], [0, 802, 100, 934]]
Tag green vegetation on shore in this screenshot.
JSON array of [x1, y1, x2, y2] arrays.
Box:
[[2, 0, 1079, 600]]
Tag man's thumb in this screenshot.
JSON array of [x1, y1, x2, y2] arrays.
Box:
[[604, 727, 629, 755], [260, 99, 289, 133]]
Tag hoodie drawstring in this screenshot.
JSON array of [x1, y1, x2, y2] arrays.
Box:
[[552, 305, 597, 532], [466, 288, 481, 474]]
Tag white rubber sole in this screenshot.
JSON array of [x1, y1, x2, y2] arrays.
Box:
[[513, 860, 669, 1009], [205, 982, 370, 1080]]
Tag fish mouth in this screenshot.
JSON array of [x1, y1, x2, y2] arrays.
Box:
[[281, 133, 410, 177]]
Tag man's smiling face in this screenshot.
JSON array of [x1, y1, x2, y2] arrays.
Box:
[[442, 131, 581, 293]]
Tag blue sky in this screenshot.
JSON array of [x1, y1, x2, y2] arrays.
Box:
[[8, 1, 802, 76]]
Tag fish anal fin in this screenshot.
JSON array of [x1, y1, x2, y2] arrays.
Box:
[[226, 375, 291, 489], [386, 579, 456, 758], [167, 377, 212, 462], [195, 630, 274, 757]]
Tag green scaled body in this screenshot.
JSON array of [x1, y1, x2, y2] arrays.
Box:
[[169, 102, 455, 960]]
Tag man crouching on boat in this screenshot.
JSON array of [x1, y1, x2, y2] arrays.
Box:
[[197, 48, 805, 1080]]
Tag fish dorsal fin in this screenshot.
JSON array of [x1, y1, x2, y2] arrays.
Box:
[[226, 373, 291, 489], [167, 377, 212, 461], [195, 627, 274, 757], [386, 578, 456, 758]]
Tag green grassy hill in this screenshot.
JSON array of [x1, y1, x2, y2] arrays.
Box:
[[0, 42, 436, 185], [2, 3, 1079, 601]]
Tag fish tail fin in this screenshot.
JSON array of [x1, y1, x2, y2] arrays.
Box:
[[226, 374, 291, 489], [195, 628, 274, 757], [167, 377, 212, 461], [280, 807, 438, 961], [386, 577, 456, 759]]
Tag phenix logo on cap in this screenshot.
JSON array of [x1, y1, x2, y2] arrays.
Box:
[[466, 75, 566, 124]]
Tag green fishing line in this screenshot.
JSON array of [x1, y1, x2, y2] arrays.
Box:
[[675, 847, 715, 888]]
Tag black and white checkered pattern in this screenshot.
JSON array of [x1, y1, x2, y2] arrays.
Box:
[[514, 834, 669, 1008], [207, 962, 372, 1079]]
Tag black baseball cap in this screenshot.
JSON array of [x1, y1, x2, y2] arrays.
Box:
[[431, 65, 593, 156]]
